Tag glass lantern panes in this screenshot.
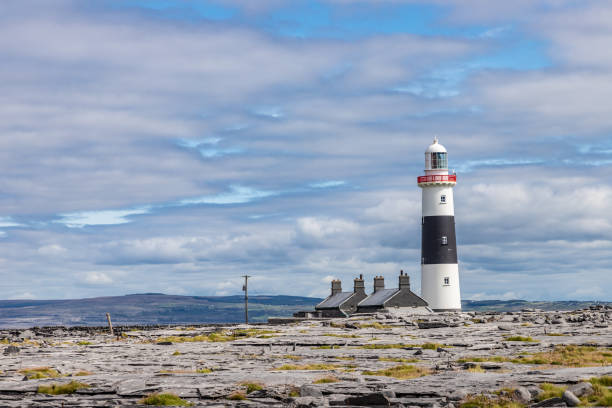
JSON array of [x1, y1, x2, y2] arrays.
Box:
[[430, 152, 447, 169]]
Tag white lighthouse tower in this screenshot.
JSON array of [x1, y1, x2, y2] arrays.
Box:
[[418, 138, 461, 311]]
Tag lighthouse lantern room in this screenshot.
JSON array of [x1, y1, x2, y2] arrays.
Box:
[[417, 138, 462, 311]]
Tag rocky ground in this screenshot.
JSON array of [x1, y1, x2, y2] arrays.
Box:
[[0, 306, 610, 407]]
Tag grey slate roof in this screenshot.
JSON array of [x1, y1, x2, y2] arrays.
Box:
[[358, 288, 399, 307], [316, 292, 354, 309]]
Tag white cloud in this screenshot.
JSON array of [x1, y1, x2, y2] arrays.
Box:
[[37, 244, 67, 256], [56, 207, 151, 228], [83, 272, 113, 285], [179, 186, 277, 205], [0, 217, 23, 228]]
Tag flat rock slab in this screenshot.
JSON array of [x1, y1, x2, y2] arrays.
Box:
[[0, 308, 609, 406]]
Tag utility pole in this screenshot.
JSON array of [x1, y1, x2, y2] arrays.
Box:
[[242, 275, 250, 324]]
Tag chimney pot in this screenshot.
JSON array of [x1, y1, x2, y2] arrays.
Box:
[[373, 276, 385, 293], [331, 279, 342, 295], [353, 275, 365, 294], [399, 272, 410, 290]]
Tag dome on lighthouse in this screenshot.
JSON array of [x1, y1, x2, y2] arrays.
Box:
[[424, 137, 448, 171], [425, 137, 447, 153]]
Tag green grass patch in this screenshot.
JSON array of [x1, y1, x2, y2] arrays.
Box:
[[379, 357, 419, 363], [466, 365, 486, 373], [156, 329, 277, 344], [523, 345, 612, 366], [140, 392, 192, 406], [504, 336, 538, 342], [577, 377, 612, 407], [282, 354, 303, 360], [76, 341, 92, 346], [355, 322, 394, 329], [172, 350, 181, 356], [358, 343, 406, 349], [239, 382, 263, 394], [322, 333, 361, 338], [457, 356, 507, 364], [19, 367, 61, 379], [359, 342, 447, 350], [159, 368, 212, 374], [590, 375, 612, 386], [536, 383, 566, 401], [275, 363, 342, 371], [362, 364, 430, 380], [313, 376, 339, 384], [458, 346, 612, 367], [459, 394, 525, 408], [420, 342, 445, 350], [227, 392, 246, 400], [37, 381, 89, 395]]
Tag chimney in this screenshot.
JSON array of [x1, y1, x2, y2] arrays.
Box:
[[399, 270, 410, 290], [354, 274, 365, 294], [373, 276, 385, 293], [331, 279, 342, 296]]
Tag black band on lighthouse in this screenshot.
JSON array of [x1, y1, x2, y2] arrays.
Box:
[[421, 216, 457, 264]]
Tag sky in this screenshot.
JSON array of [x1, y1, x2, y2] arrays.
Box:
[[0, 0, 610, 301]]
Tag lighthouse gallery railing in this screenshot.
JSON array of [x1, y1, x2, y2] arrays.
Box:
[[417, 175, 456, 183]]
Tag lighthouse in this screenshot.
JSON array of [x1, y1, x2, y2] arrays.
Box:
[[418, 138, 461, 311]]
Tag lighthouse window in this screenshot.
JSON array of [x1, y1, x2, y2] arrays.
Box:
[[444, 277, 450, 285], [440, 195, 446, 203], [441, 236, 447, 245], [430, 152, 447, 169]]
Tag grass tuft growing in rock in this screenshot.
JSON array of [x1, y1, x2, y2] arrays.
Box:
[[590, 375, 612, 386], [156, 329, 277, 344], [355, 322, 394, 329], [358, 343, 406, 349], [140, 392, 193, 406], [536, 383, 566, 401], [504, 336, 538, 342], [420, 342, 445, 350], [227, 392, 246, 400], [572, 377, 612, 406], [457, 356, 507, 364], [275, 363, 341, 371], [322, 333, 361, 338], [459, 394, 524, 408], [362, 364, 430, 380], [37, 381, 90, 395], [379, 357, 419, 363], [76, 341, 92, 346], [19, 367, 61, 379], [282, 354, 303, 360], [458, 345, 612, 367], [466, 365, 486, 373], [523, 345, 612, 366], [239, 381, 263, 394], [313, 376, 339, 384]]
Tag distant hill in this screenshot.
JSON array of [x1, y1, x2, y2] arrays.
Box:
[[0, 294, 609, 328], [0, 294, 323, 328], [461, 299, 611, 312]]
